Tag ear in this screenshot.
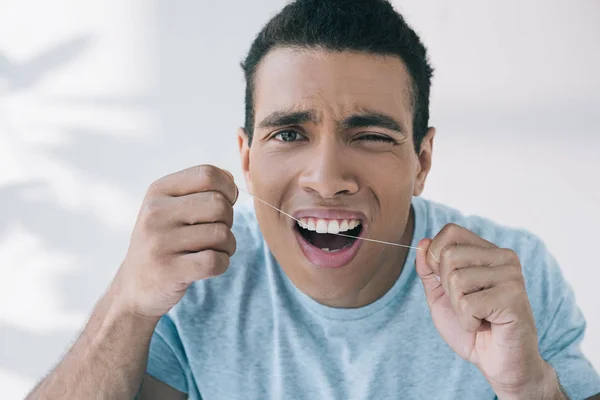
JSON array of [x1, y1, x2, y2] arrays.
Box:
[[237, 127, 253, 194], [413, 127, 435, 196]]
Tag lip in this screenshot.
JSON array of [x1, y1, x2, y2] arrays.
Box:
[[293, 208, 366, 221], [292, 208, 366, 269]]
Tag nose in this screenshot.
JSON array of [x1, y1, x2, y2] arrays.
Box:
[[298, 139, 359, 199]]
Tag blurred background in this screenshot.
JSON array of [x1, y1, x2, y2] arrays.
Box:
[[1, 0, 598, 398]]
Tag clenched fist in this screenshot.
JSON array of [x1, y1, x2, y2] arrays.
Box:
[[112, 165, 238, 319], [415, 224, 563, 398]]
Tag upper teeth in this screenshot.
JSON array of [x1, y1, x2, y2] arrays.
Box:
[[297, 218, 361, 234]]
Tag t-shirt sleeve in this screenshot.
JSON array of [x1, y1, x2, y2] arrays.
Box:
[[524, 237, 600, 399], [146, 313, 190, 394]]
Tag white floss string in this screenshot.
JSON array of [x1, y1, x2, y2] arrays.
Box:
[[236, 186, 440, 263]]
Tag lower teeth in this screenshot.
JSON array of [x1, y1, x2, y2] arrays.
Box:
[[321, 247, 342, 253]]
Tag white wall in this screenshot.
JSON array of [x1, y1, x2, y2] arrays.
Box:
[[1, 0, 598, 398]]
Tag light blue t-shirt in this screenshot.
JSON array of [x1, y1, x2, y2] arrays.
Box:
[[146, 196, 600, 399]]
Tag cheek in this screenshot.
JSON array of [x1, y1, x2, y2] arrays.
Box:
[[248, 148, 301, 241], [359, 150, 416, 192], [362, 153, 416, 230], [249, 147, 304, 199]]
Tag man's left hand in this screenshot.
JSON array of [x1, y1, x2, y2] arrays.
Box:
[[415, 223, 564, 399]]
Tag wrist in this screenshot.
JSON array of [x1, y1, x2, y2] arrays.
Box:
[[107, 269, 163, 326], [497, 362, 566, 400], [103, 280, 161, 331]]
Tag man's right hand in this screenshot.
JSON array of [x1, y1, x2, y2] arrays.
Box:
[[112, 164, 238, 319]]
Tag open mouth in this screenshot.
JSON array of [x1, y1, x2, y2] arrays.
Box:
[[294, 218, 363, 252]]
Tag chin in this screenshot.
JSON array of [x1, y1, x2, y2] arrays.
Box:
[[282, 252, 376, 306]]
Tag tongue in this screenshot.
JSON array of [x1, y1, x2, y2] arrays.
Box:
[[308, 232, 350, 250]]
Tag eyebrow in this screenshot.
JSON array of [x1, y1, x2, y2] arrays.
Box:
[[342, 113, 405, 134], [257, 110, 319, 129], [257, 109, 405, 135]]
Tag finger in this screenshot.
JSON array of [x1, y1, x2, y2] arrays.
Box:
[[222, 169, 239, 205], [446, 265, 524, 320], [438, 245, 520, 296], [166, 222, 236, 256], [455, 284, 524, 332], [150, 165, 238, 204], [415, 238, 445, 307], [428, 223, 496, 274], [176, 249, 231, 283], [446, 264, 523, 297], [168, 191, 234, 227]]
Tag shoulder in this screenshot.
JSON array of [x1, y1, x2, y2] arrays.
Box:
[[416, 196, 567, 321], [416, 196, 542, 255]]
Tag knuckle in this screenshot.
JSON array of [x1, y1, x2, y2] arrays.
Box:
[[223, 203, 234, 227], [504, 248, 520, 264], [441, 223, 461, 237], [457, 296, 471, 315], [139, 199, 163, 229], [144, 198, 163, 217], [229, 234, 237, 255], [456, 296, 471, 316], [202, 249, 219, 266], [210, 191, 227, 210], [147, 179, 161, 195], [439, 245, 458, 267], [211, 222, 230, 243], [507, 263, 523, 278], [197, 165, 218, 187], [209, 198, 233, 227], [178, 196, 195, 224], [447, 269, 462, 291], [202, 250, 229, 276]]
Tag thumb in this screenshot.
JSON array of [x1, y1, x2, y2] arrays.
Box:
[[415, 238, 444, 306]]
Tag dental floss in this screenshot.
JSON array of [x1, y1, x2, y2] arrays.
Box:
[[236, 186, 440, 263]]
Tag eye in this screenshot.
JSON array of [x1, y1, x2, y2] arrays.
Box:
[[273, 130, 306, 142], [357, 134, 397, 144]]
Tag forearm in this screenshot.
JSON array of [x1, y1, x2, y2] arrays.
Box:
[[26, 286, 159, 400]]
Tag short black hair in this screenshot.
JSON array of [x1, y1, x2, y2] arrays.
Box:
[[241, 0, 434, 152]]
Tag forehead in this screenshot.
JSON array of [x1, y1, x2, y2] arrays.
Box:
[[253, 48, 413, 127]]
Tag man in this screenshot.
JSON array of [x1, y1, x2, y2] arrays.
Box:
[[28, 0, 600, 399]]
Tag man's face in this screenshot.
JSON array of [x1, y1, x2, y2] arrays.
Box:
[[239, 48, 433, 307]]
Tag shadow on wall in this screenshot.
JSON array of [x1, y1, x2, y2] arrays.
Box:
[[0, 36, 113, 380], [0, 35, 164, 382], [0, 36, 90, 92]]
